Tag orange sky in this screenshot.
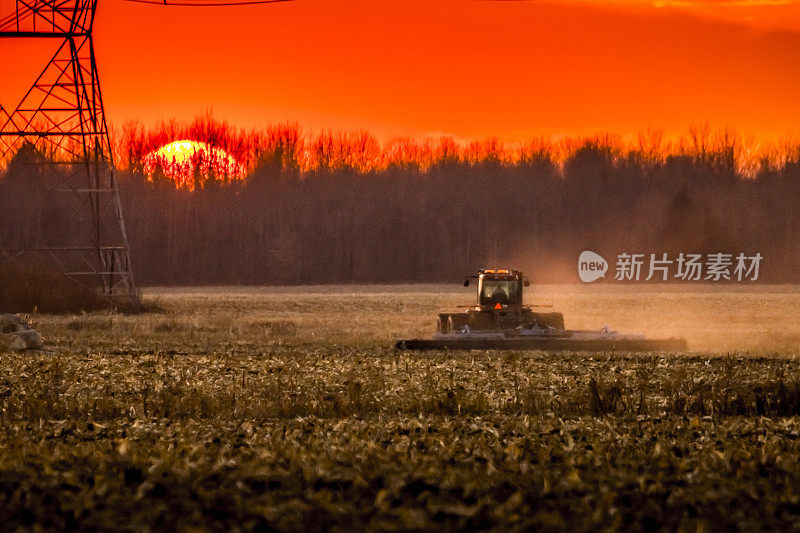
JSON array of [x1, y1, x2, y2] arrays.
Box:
[[2, 0, 800, 143]]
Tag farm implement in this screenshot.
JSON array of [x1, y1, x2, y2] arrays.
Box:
[[395, 269, 686, 352]]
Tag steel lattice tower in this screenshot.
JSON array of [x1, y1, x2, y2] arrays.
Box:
[[1, 0, 135, 303], [0, 0, 287, 305]]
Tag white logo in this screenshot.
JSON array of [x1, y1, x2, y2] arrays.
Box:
[[579, 251, 608, 282]]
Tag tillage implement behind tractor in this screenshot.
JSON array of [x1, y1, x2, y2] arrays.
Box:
[[396, 269, 687, 352]]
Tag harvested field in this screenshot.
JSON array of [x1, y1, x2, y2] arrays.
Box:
[[1, 284, 799, 531]]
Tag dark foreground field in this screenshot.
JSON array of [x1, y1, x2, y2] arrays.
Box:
[[2, 285, 800, 531]]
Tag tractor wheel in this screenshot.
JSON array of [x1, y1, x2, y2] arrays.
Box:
[[447, 314, 469, 333]]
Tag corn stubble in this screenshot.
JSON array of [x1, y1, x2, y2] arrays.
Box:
[[1, 287, 800, 531]]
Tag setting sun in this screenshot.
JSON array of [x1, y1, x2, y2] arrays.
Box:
[[142, 140, 246, 189]]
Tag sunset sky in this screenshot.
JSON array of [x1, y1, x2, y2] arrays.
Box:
[[2, 0, 800, 143]]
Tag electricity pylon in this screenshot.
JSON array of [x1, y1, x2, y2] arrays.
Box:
[[0, 0, 136, 302], [0, 0, 288, 305]]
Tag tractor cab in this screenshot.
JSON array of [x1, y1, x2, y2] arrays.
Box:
[[465, 269, 529, 309]]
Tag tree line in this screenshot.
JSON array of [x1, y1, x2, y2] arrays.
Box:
[[3, 123, 800, 284]]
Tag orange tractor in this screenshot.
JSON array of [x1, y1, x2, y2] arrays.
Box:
[[396, 268, 686, 352], [436, 269, 564, 334]]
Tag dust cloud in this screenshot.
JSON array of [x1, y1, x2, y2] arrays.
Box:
[[528, 284, 800, 354]]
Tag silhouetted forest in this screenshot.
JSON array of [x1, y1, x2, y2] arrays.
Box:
[[3, 120, 800, 284]]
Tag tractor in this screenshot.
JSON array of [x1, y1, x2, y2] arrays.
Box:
[[396, 268, 687, 352], [436, 269, 563, 334]]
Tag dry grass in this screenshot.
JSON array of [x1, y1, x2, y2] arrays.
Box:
[[2, 285, 800, 530]]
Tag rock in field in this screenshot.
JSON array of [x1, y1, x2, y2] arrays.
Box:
[[0, 314, 44, 351]]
